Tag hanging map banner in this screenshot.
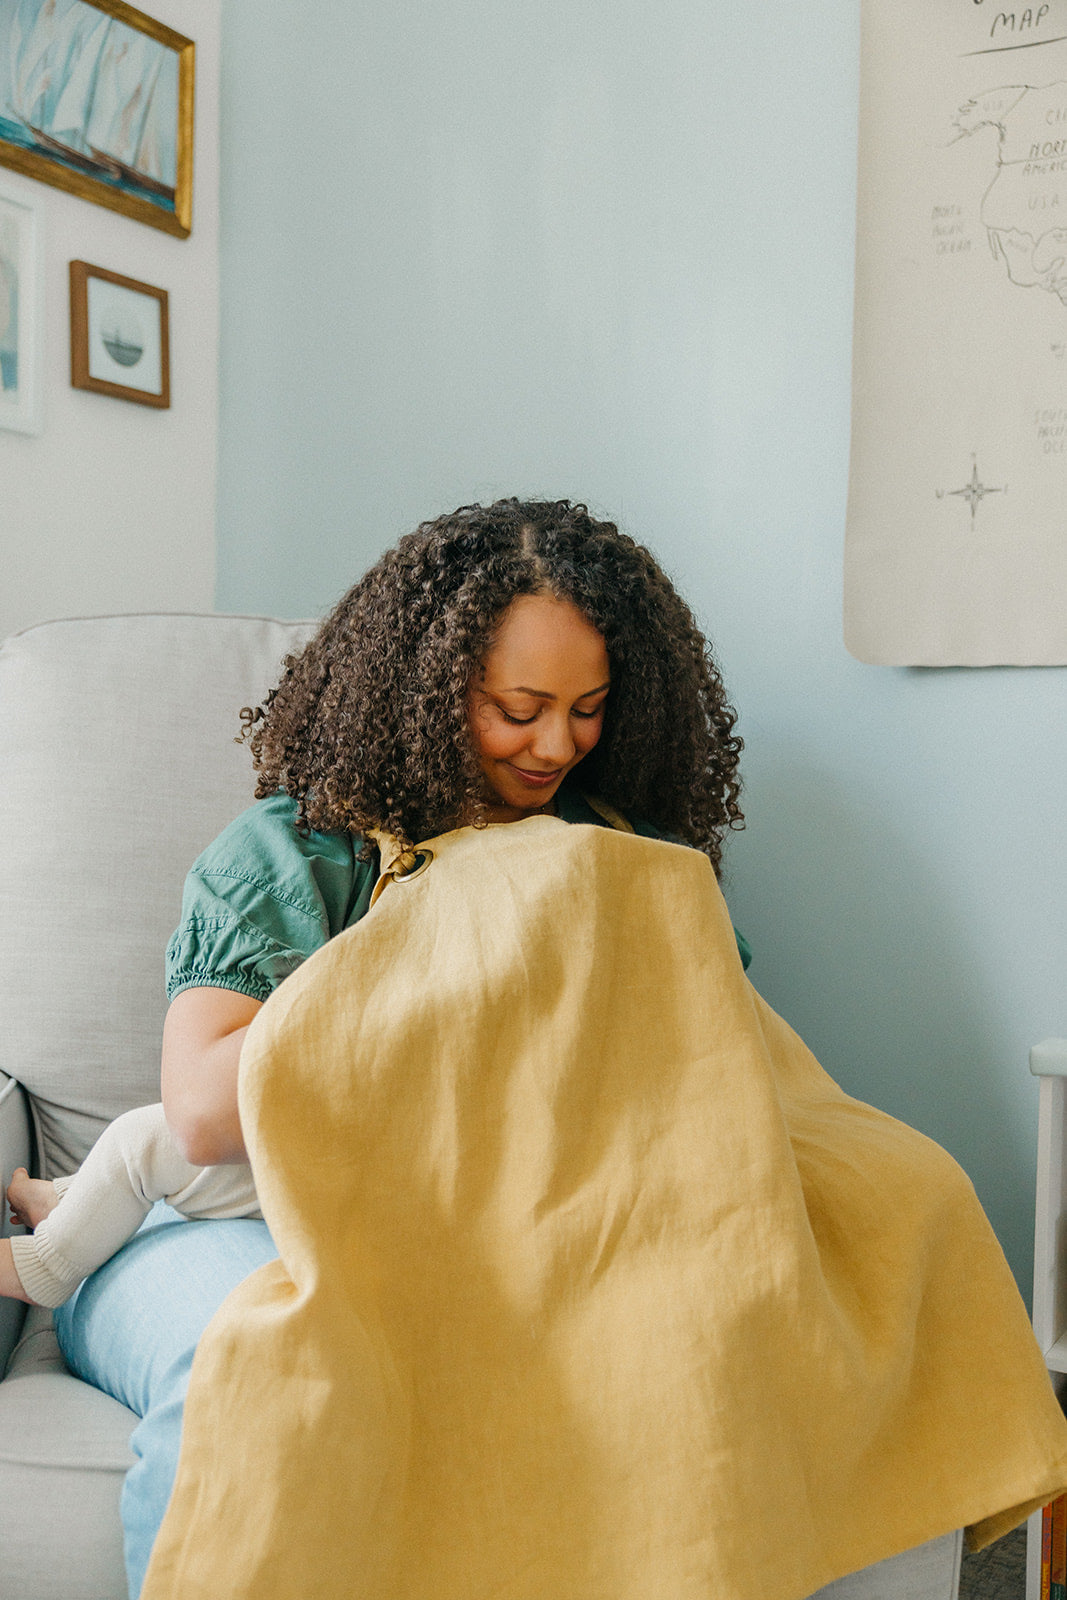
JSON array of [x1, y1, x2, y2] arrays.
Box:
[[845, 0, 1067, 664]]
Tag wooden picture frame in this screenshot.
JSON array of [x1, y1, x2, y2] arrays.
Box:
[[0, 1, 194, 239], [70, 259, 169, 408], [0, 187, 42, 434]]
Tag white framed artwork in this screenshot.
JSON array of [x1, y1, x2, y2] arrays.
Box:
[[0, 188, 42, 435]]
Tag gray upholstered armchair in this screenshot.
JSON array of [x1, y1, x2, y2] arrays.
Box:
[[0, 612, 310, 1599]]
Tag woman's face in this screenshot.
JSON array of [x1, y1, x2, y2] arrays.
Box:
[[467, 593, 610, 822]]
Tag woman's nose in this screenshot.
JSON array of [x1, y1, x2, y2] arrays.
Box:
[[529, 714, 574, 766]]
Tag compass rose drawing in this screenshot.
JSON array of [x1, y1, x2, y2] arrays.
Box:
[[935, 456, 1007, 530]]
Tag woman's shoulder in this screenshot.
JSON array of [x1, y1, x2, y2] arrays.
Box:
[[167, 794, 379, 1003], [198, 791, 352, 868], [186, 791, 375, 930]]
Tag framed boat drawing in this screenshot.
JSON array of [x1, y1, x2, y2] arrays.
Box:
[[70, 259, 169, 407], [0, 1, 194, 238]]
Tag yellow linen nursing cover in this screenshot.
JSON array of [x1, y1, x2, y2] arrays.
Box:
[[144, 818, 1067, 1600]]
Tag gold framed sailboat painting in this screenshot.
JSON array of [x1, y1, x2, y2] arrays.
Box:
[[0, 0, 194, 238]]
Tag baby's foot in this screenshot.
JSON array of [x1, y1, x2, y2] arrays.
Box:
[[0, 1238, 34, 1304], [7, 1168, 59, 1232]]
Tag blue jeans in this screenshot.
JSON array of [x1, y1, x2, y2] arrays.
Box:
[[53, 1204, 277, 1600]]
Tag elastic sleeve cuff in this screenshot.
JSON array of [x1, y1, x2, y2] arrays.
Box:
[[165, 970, 275, 1004], [165, 911, 308, 1004]]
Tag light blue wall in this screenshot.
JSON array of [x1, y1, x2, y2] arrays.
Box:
[[217, 0, 1067, 1295]]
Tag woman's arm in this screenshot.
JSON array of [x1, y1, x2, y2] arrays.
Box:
[[161, 988, 264, 1165]]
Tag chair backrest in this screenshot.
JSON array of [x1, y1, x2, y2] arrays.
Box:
[[0, 613, 314, 1179]]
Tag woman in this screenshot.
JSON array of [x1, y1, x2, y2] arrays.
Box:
[[55, 499, 746, 1596]]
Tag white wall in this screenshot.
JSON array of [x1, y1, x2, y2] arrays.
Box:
[[0, 0, 219, 641], [215, 0, 1067, 1295]]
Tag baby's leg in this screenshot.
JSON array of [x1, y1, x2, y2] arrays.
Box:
[[7, 1104, 215, 1307]]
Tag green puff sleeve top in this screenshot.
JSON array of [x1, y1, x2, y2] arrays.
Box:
[[165, 788, 750, 1003]]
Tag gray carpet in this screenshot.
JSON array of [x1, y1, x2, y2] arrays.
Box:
[[959, 1526, 1028, 1599]]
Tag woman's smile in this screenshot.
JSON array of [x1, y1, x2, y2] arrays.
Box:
[[508, 763, 563, 786]]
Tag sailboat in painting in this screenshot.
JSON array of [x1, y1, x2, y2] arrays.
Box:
[[0, 0, 178, 209]]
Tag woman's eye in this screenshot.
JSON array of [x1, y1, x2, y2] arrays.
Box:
[[497, 702, 604, 725]]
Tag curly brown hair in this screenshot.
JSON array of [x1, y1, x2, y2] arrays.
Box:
[[240, 499, 744, 874]]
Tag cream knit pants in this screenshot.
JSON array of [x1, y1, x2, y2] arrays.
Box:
[[10, 1102, 260, 1307]]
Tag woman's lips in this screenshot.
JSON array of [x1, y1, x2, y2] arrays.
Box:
[[508, 765, 562, 788]]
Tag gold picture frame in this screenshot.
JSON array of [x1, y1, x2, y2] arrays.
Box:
[[0, 1, 194, 239], [70, 259, 170, 408]]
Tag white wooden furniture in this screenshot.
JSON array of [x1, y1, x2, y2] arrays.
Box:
[[1026, 1038, 1067, 1600]]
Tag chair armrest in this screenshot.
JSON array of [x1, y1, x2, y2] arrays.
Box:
[[0, 1073, 32, 1372], [1030, 1039, 1067, 1078]]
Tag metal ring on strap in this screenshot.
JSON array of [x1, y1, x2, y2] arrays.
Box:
[[394, 847, 434, 881]]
